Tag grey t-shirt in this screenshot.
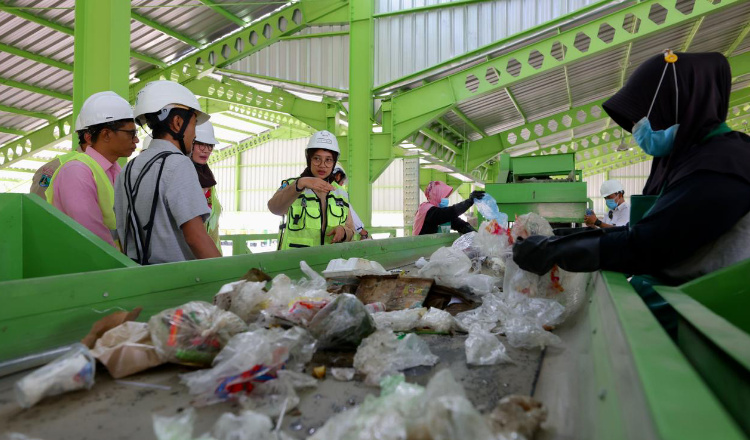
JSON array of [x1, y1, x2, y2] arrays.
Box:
[[114, 139, 210, 264]]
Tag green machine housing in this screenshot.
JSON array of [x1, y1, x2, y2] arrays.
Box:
[[484, 153, 589, 224]]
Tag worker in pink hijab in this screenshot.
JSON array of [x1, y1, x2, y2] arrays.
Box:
[[412, 181, 485, 235]]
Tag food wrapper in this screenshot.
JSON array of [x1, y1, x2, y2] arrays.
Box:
[[91, 321, 164, 379]]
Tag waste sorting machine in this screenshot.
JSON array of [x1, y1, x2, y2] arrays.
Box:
[[484, 153, 590, 224], [0, 193, 748, 440]]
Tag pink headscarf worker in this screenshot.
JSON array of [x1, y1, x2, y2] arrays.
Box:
[[412, 181, 484, 235]]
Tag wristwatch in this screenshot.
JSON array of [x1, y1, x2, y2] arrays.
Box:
[[594, 219, 602, 227]]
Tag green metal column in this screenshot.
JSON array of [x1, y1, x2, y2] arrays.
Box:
[[73, 0, 131, 150], [347, 0, 374, 226]]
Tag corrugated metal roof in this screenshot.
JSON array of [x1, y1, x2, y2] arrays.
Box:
[[689, 1, 750, 54]]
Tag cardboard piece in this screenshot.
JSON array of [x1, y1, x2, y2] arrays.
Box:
[[90, 322, 164, 379], [81, 307, 143, 348], [355, 275, 434, 311]]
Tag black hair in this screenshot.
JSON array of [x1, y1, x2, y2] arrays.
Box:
[[142, 107, 195, 155], [77, 130, 87, 147], [88, 119, 134, 143]]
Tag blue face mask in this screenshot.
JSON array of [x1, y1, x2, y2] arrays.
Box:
[[633, 117, 679, 157], [439, 198, 449, 208], [605, 199, 618, 210]]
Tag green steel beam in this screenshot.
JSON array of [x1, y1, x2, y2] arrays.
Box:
[[211, 122, 257, 137], [280, 30, 350, 40], [130, 51, 167, 68], [619, 42, 633, 88], [208, 127, 291, 164], [452, 107, 487, 137], [0, 117, 72, 170], [436, 117, 469, 143], [0, 105, 56, 122], [185, 77, 332, 131], [505, 87, 526, 123], [389, 0, 743, 143], [725, 19, 750, 57], [347, 0, 375, 225], [217, 68, 349, 94], [729, 51, 750, 78], [0, 42, 73, 72], [132, 0, 348, 94], [681, 16, 704, 52], [0, 77, 71, 101], [421, 127, 460, 154], [234, 152, 242, 210], [73, 0, 131, 156], [216, 137, 237, 145], [222, 112, 276, 130], [374, 0, 501, 19], [0, 127, 28, 136], [131, 12, 202, 48], [196, 0, 245, 26]]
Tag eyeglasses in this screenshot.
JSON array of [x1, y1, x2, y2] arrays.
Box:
[[195, 143, 214, 152], [311, 156, 334, 167], [112, 129, 138, 141]]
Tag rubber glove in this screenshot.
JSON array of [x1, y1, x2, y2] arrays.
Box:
[[512, 230, 604, 276], [469, 190, 486, 200]]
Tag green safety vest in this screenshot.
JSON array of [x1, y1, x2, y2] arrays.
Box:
[[205, 186, 223, 254], [278, 179, 350, 250], [45, 151, 117, 231]]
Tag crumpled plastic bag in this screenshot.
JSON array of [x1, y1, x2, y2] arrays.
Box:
[[372, 307, 455, 333], [451, 231, 482, 259], [308, 294, 376, 349], [180, 327, 316, 408], [153, 407, 295, 440], [264, 262, 330, 308], [15, 343, 96, 408], [148, 301, 247, 367], [311, 370, 498, 440], [322, 258, 389, 277], [90, 321, 164, 379], [474, 220, 513, 260], [465, 326, 513, 366], [511, 212, 553, 241], [486, 395, 548, 440], [503, 316, 562, 349], [418, 308, 454, 333], [353, 330, 439, 385], [418, 247, 502, 295]]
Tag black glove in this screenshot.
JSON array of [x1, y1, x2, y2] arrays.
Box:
[[512, 230, 604, 276], [469, 190, 486, 201]]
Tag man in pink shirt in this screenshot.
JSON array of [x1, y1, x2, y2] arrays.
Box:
[[47, 91, 138, 248]]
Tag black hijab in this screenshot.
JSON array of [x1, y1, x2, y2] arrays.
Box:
[[191, 150, 217, 188], [603, 52, 750, 195]]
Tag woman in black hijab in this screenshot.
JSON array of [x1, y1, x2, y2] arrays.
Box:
[[512, 51, 750, 284]]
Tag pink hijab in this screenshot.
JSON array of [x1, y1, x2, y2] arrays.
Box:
[[413, 181, 454, 235]]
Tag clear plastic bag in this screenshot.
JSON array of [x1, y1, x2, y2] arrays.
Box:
[[148, 301, 247, 367], [486, 395, 548, 440], [372, 308, 424, 332], [153, 407, 197, 440], [418, 247, 502, 295], [180, 327, 316, 407], [322, 258, 389, 277], [15, 343, 96, 408], [419, 308, 455, 333], [465, 326, 513, 366], [510, 212, 553, 241], [353, 330, 439, 385], [474, 220, 513, 259], [452, 232, 482, 259], [153, 408, 294, 440], [228, 281, 268, 322], [503, 316, 562, 349], [307, 293, 376, 349]]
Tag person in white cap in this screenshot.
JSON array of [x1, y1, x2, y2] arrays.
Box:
[[332, 165, 370, 240], [584, 179, 630, 228], [268, 130, 355, 249], [45, 91, 138, 248], [29, 113, 91, 199], [190, 121, 222, 253], [115, 80, 220, 264]]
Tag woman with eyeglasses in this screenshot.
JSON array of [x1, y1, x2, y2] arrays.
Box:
[[268, 130, 355, 249], [191, 121, 223, 254]]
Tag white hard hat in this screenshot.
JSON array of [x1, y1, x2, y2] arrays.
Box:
[[74, 113, 85, 131], [78, 91, 134, 129], [133, 80, 209, 127], [306, 130, 340, 155], [195, 121, 218, 145], [600, 179, 624, 197]]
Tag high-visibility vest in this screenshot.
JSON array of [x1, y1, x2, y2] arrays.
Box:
[[204, 186, 223, 254], [45, 152, 117, 232], [278, 179, 350, 249]]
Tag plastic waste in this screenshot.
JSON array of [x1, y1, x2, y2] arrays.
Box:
[[322, 258, 389, 277], [153, 407, 197, 440], [451, 231, 481, 259], [372, 308, 424, 331], [418, 307, 455, 333], [148, 301, 247, 367], [90, 321, 164, 379], [474, 220, 513, 260], [353, 330, 439, 385], [503, 316, 563, 349], [465, 326, 513, 366], [7, 434, 45, 440], [418, 246, 502, 295], [511, 212, 554, 241], [307, 294, 376, 349], [228, 281, 268, 322], [180, 327, 316, 407], [486, 395, 548, 439], [474, 193, 508, 227], [15, 343, 95, 408], [415, 257, 428, 268], [153, 407, 295, 440], [331, 368, 356, 381], [364, 302, 387, 314]]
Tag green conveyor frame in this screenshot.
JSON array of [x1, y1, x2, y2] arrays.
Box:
[[0, 193, 748, 439]]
